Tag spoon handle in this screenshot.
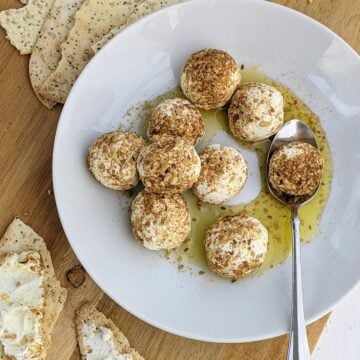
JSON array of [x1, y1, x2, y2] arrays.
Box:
[[287, 214, 311, 360]]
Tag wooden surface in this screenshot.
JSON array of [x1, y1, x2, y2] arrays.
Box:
[[0, 0, 358, 359]]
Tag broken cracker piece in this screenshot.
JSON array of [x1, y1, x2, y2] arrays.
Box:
[[40, 0, 143, 104], [0, 218, 67, 359], [29, 0, 85, 108], [0, 0, 54, 55], [75, 303, 144, 360]]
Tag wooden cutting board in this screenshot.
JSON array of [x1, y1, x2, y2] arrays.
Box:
[[0, 0, 358, 358]]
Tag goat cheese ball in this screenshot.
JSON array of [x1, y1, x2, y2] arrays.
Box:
[[148, 98, 205, 145], [205, 216, 268, 280], [137, 136, 201, 194], [180, 49, 241, 110], [88, 131, 146, 191], [131, 191, 191, 250], [228, 82, 284, 141], [192, 144, 248, 204], [269, 141, 323, 196]]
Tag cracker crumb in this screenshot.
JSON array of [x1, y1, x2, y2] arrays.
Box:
[[67, 265, 86, 288]]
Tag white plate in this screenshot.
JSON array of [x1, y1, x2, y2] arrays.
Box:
[[53, 0, 360, 342]]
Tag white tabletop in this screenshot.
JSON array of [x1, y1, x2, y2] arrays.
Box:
[[313, 285, 360, 359]]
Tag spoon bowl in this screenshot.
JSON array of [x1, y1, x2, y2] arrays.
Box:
[[266, 119, 321, 209]]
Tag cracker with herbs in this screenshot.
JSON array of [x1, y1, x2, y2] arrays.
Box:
[[0, 0, 54, 55], [0, 218, 67, 360], [75, 303, 144, 360], [40, 0, 144, 104], [29, 0, 85, 108], [92, 0, 183, 53]]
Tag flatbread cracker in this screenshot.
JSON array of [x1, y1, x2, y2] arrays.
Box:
[[40, 0, 144, 104], [92, 0, 183, 53], [75, 303, 144, 360], [29, 0, 85, 109], [0, 218, 67, 360], [0, 0, 54, 55]]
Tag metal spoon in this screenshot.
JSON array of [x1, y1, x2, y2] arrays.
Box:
[[266, 119, 321, 360]]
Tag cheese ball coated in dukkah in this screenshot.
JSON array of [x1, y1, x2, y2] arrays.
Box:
[[269, 141, 323, 196], [192, 144, 248, 204], [131, 190, 191, 250], [180, 49, 241, 110], [137, 136, 201, 194], [228, 82, 284, 142], [88, 131, 146, 191], [205, 215, 268, 281], [148, 98, 205, 145]]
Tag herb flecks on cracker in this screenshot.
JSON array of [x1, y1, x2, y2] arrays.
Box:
[[92, 0, 182, 53], [0, 0, 54, 55], [40, 0, 144, 104], [29, 0, 85, 108]]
